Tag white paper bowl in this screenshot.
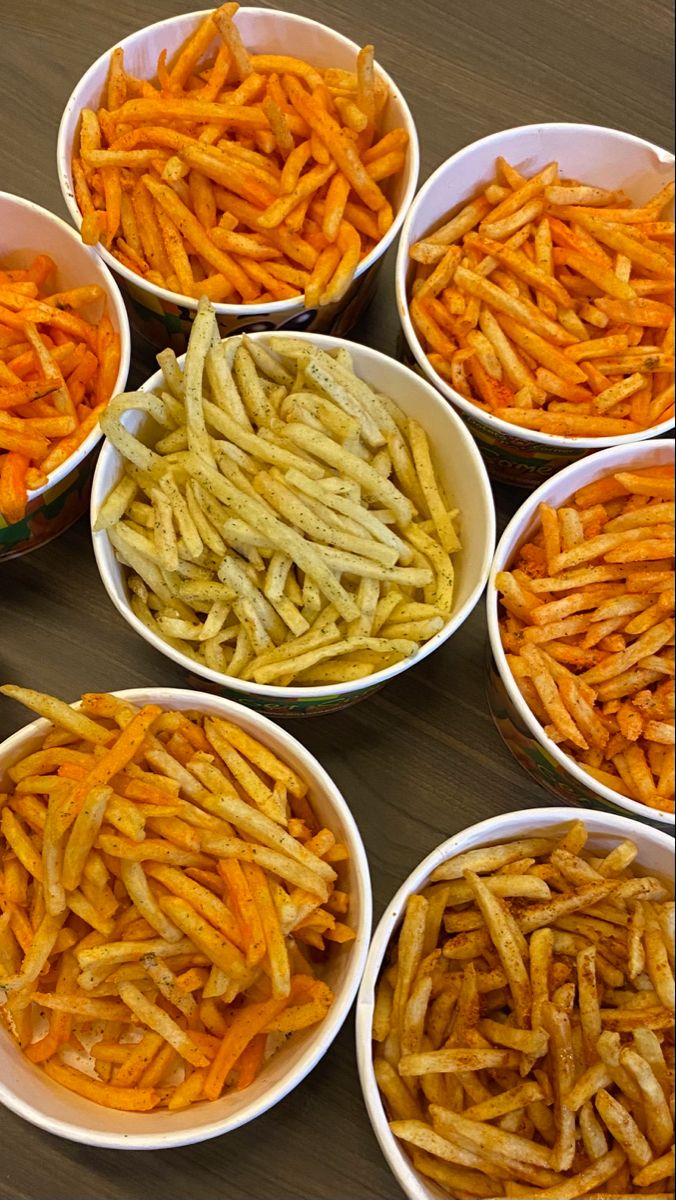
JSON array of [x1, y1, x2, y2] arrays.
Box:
[[395, 122, 675, 487], [90, 333, 495, 718], [0, 686, 371, 1148], [356, 807, 675, 1200], [0, 191, 130, 560], [486, 438, 675, 827], [57, 8, 419, 353]]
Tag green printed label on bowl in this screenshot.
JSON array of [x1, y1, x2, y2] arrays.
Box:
[[0, 457, 94, 560], [183, 672, 383, 717], [118, 264, 380, 358]]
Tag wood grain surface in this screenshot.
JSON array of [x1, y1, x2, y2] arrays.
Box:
[[0, 1, 673, 1196]]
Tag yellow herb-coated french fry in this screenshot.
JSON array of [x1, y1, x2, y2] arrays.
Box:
[[97, 306, 462, 687]]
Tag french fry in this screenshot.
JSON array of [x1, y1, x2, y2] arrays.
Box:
[[43, 1059, 160, 1110], [202, 992, 288, 1100], [0, 254, 122, 524]]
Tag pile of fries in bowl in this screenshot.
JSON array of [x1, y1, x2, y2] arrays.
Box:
[[357, 809, 675, 1200], [396, 123, 674, 486], [57, 4, 419, 350], [0, 685, 370, 1147], [0, 192, 130, 559], [487, 439, 674, 824], [90, 300, 495, 716]]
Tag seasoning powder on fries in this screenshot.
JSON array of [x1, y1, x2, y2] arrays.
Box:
[[374, 821, 675, 1199], [71, 3, 409, 309], [0, 686, 354, 1110], [0, 256, 122, 523], [95, 299, 461, 687], [408, 161, 674, 436], [497, 462, 675, 813]]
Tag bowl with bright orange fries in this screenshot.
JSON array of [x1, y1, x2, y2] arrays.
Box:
[[56, 4, 419, 354], [486, 438, 674, 826], [0, 683, 370, 1148], [395, 123, 674, 487], [0, 192, 130, 560]]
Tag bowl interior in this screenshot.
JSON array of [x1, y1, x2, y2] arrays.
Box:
[[58, 8, 418, 311], [0, 687, 370, 1147], [0, 203, 106, 325], [487, 439, 675, 824], [406, 124, 675, 246], [397, 123, 675, 446], [357, 807, 675, 1200], [91, 332, 495, 700], [493, 440, 675, 565]]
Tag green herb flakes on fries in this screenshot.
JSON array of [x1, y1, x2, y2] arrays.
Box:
[[95, 299, 461, 687]]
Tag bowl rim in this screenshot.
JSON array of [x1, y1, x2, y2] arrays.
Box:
[[355, 805, 675, 1200], [0, 685, 372, 1149], [0, 190, 131, 505], [394, 121, 675, 450], [485, 439, 675, 827], [56, 6, 420, 317], [90, 330, 496, 704]]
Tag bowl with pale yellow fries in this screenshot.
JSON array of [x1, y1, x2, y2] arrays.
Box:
[[57, 4, 419, 354], [0, 683, 370, 1147], [395, 123, 674, 487], [90, 302, 495, 717], [487, 438, 674, 825], [356, 808, 675, 1200], [0, 192, 130, 561]]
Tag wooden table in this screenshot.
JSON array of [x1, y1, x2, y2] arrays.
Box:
[[1, 2, 673, 1196]]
